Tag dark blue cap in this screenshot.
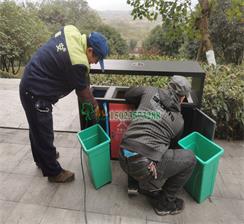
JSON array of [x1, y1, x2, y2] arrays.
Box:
[[88, 32, 109, 72]]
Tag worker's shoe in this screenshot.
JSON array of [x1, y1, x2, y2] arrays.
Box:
[[48, 170, 75, 183], [150, 196, 184, 216], [138, 188, 161, 198]]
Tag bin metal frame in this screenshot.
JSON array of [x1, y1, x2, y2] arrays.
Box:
[[78, 59, 216, 140], [90, 59, 205, 107]]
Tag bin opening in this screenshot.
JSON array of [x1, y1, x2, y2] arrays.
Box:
[[115, 90, 126, 99], [112, 88, 129, 99], [179, 132, 224, 163], [92, 87, 108, 98], [178, 131, 224, 203], [186, 141, 222, 162], [78, 125, 108, 151]]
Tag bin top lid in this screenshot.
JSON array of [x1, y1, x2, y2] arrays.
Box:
[[90, 59, 205, 76]]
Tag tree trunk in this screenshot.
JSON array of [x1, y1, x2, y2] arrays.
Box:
[[197, 0, 216, 66]]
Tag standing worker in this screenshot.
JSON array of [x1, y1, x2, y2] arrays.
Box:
[[19, 25, 109, 183], [119, 76, 196, 215]]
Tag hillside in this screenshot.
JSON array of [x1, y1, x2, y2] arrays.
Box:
[[97, 10, 160, 45]]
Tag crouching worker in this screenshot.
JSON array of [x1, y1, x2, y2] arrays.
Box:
[[19, 25, 109, 183], [119, 76, 196, 215]]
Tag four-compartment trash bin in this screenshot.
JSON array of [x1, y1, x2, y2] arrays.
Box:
[[77, 59, 220, 195]]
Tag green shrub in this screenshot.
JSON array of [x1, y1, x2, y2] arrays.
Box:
[[202, 64, 244, 140], [0, 67, 24, 78], [0, 70, 16, 78], [90, 74, 168, 88]]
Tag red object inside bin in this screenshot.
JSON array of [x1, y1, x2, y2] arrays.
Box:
[[109, 103, 134, 159]]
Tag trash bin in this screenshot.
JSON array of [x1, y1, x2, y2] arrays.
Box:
[[77, 124, 112, 189], [178, 131, 224, 203]]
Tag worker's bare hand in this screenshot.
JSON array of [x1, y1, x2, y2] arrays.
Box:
[[148, 162, 157, 179]]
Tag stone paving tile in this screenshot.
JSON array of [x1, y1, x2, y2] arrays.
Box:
[[0, 79, 79, 131], [146, 221, 171, 224], [85, 183, 152, 219], [219, 157, 244, 175], [0, 89, 27, 129], [214, 171, 244, 200], [12, 152, 43, 177], [54, 132, 79, 149], [215, 140, 244, 158], [55, 147, 76, 169], [84, 211, 147, 224], [66, 114, 80, 133], [4, 203, 47, 224], [230, 199, 244, 222], [0, 143, 28, 160], [0, 172, 9, 184], [49, 178, 83, 211], [66, 154, 83, 181], [40, 207, 81, 224], [0, 129, 80, 150], [0, 144, 28, 173], [209, 197, 244, 224], [41, 208, 147, 224], [57, 146, 79, 159], [0, 129, 29, 145], [110, 160, 127, 187], [0, 173, 33, 202], [0, 157, 22, 173], [20, 176, 59, 206], [0, 78, 20, 90], [0, 200, 17, 224]]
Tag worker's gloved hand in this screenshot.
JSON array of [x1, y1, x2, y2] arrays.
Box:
[[88, 105, 100, 125], [91, 105, 103, 125], [147, 162, 157, 179], [80, 102, 99, 127]]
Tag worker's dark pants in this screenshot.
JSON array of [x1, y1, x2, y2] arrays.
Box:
[[119, 149, 196, 200], [19, 87, 62, 176]]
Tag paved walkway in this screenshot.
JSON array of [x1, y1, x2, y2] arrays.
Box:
[[0, 79, 243, 224], [0, 78, 80, 131]]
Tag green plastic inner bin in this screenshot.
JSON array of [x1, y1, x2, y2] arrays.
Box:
[[77, 124, 112, 189], [178, 131, 224, 203]]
